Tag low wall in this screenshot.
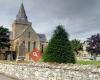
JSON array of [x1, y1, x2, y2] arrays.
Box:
[[0, 62, 100, 80]]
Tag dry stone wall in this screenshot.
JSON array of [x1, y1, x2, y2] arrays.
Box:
[[0, 62, 100, 80]]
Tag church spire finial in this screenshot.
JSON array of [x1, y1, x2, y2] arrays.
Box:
[[21, 0, 24, 5], [16, 3, 28, 21]]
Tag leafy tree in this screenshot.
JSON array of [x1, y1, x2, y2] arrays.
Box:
[[70, 39, 83, 55], [42, 25, 76, 63], [86, 34, 100, 60], [0, 26, 10, 52]]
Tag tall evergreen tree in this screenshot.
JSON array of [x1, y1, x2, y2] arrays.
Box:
[[42, 25, 76, 63], [0, 26, 10, 52]]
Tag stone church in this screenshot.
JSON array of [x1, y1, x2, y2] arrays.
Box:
[[9, 3, 47, 60]]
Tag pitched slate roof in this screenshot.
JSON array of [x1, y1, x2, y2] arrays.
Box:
[[9, 31, 47, 43], [37, 34, 47, 43]]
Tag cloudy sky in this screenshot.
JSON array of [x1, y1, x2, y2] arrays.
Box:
[[0, 0, 100, 41]]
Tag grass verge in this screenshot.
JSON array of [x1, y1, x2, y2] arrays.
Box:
[[77, 60, 100, 66]]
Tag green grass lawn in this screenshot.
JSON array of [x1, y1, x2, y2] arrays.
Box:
[[77, 60, 100, 66], [0, 60, 100, 67]]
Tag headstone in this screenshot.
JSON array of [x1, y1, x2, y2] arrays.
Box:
[[16, 41, 26, 61], [7, 54, 13, 61], [7, 54, 10, 60]]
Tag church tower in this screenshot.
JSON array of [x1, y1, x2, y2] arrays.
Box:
[[12, 3, 31, 39], [12, 3, 40, 60]]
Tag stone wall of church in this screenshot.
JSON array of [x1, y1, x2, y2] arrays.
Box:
[[13, 25, 40, 52], [12, 20, 40, 60], [0, 62, 100, 80], [12, 21, 30, 40]]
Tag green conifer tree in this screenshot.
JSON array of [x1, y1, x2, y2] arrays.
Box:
[[42, 25, 76, 63]]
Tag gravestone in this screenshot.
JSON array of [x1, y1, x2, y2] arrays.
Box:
[[7, 54, 13, 61], [5, 51, 12, 61], [17, 41, 26, 61]]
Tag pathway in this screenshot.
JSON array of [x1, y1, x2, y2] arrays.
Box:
[[0, 74, 18, 80]]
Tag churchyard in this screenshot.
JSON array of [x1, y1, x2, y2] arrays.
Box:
[[0, 25, 100, 80]]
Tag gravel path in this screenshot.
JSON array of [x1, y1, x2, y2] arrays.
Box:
[[0, 74, 18, 80]]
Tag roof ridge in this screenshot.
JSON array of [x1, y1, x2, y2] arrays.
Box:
[[13, 26, 29, 41]]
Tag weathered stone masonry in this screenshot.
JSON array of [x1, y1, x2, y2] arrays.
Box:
[[0, 62, 100, 80]]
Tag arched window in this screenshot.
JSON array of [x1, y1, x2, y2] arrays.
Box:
[[41, 44, 44, 53], [28, 41, 30, 52], [28, 32, 30, 39], [33, 41, 36, 49]]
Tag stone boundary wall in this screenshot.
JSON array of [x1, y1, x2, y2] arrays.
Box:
[[0, 62, 100, 80]]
